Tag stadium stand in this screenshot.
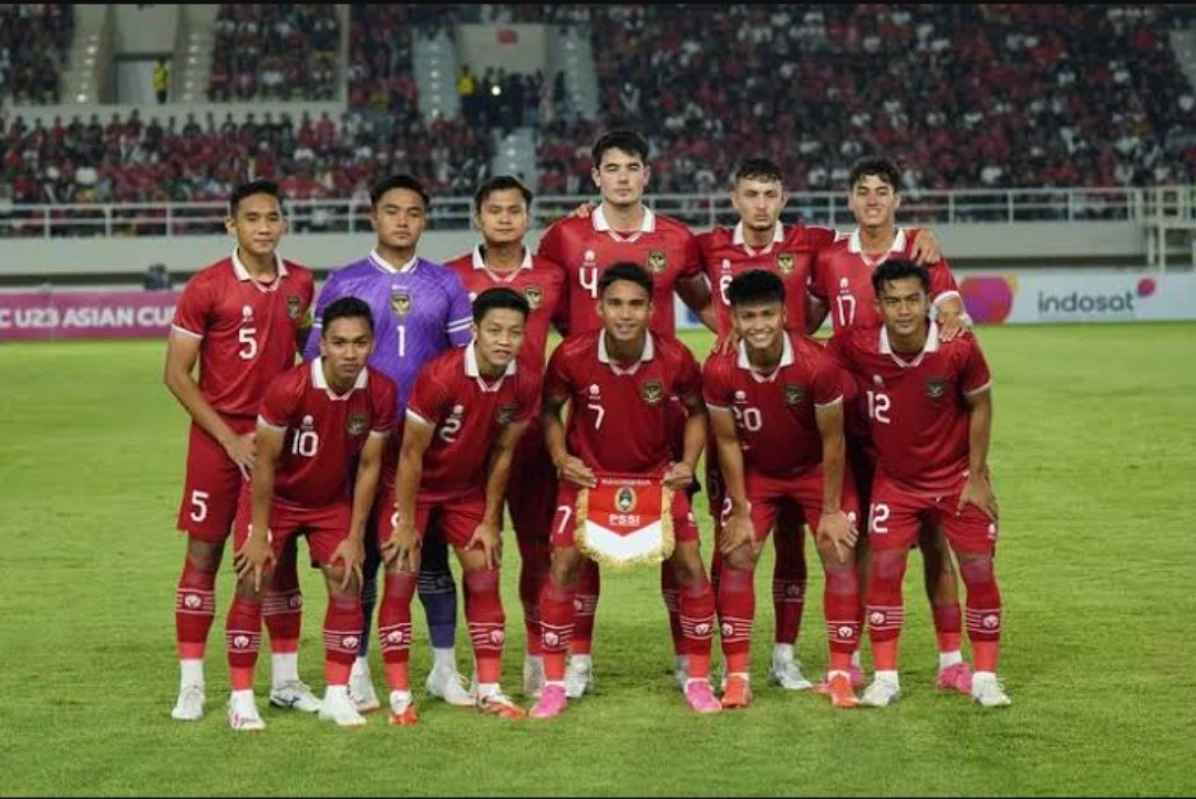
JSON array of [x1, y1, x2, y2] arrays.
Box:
[[208, 4, 339, 102], [0, 4, 74, 105]]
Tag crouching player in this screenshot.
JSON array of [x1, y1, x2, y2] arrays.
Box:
[[227, 297, 397, 730], [703, 270, 863, 709], [531, 263, 720, 719], [826, 259, 1010, 708], [377, 288, 539, 725]]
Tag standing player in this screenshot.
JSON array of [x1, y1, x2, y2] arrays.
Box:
[[445, 175, 566, 698], [303, 174, 475, 711], [164, 179, 317, 721], [376, 288, 539, 725], [703, 270, 863, 710], [536, 129, 716, 696], [810, 156, 974, 693], [530, 263, 721, 718], [226, 298, 396, 730], [826, 259, 1010, 708]]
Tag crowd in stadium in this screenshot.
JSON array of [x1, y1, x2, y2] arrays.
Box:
[[0, 3, 1193, 219]]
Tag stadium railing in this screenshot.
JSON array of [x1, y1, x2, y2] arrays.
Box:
[[1, 186, 1191, 239]]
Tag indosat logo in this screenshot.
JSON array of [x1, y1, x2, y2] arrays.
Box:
[[959, 276, 1157, 324]]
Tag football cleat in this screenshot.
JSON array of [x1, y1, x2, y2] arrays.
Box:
[[171, 683, 205, 721], [269, 679, 322, 713], [529, 684, 568, 719]]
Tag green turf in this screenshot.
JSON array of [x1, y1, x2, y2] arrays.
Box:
[[1, 324, 1194, 797]]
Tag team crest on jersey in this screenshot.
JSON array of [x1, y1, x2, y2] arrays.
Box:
[[776, 252, 796, 275], [925, 376, 948, 399], [524, 285, 543, 310], [646, 249, 667, 274], [347, 412, 369, 436], [783, 383, 805, 405], [286, 295, 302, 319], [640, 379, 664, 405], [495, 403, 519, 425], [615, 485, 638, 513], [391, 290, 412, 317]]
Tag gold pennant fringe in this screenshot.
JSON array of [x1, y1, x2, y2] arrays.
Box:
[[575, 483, 676, 570]]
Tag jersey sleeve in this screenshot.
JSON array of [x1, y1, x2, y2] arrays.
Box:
[[807, 225, 837, 253], [444, 271, 474, 348], [258, 373, 301, 431], [170, 274, 212, 339], [822, 332, 853, 372], [811, 349, 845, 407], [406, 367, 452, 428], [808, 250, 831, 303], [673, 346, 703, 404], [302, 270, 344, 362], [701, 356, 733, 409], [960, 338, 992, 396], [536, 221, 564, 263], [370, 374, 398, 435], [542, 344, 573, 403]]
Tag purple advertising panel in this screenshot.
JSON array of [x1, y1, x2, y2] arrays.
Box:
[[0, 290, 178, 341]]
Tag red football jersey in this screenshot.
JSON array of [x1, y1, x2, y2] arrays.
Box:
[[810, 227, 960, 334], [171, 252, 315, 418], [703, 332, 844, 479], [258, 360, 397, 507], [826, 322, 991, 495], [698, 222, 836, 336], [535, 206, 702, 337], [543, 330, 702, 475], [444, 246, 566, 372], [405, 344, 539, 501]]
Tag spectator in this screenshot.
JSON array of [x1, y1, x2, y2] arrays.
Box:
[[153, 57, 169, 104]]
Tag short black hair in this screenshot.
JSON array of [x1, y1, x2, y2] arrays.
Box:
[[228, 179, 281, 216], [322, 296, 375, 334], [592, 129, 649, 169], [735, 157, 784, 185], [598, 262, 653, 298], [727, 269, 786, 308], [472, 287, 530, 325], [473, 175, 534, 213], [848, 156, 902, 192], [371, 174, 430, 209], [871, 258, 930, 297]]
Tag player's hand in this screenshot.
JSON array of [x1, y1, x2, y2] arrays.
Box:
[[936, 308, 971, 342], [557, 455, 597, 489], [467, 520, 503, 569], [712, 329, 740, 356], [329, 536, 365, 591], [224, 432, 257, 480], [910, 229, 942, 265], [663, 461, 695, 491], [817, 509, 858, 564], [234, 530, 276, 592], [570, 201, 595, 219], [382, 517, 421, 571], [957, 472, 998, 521], [719, 507, 754, 555]]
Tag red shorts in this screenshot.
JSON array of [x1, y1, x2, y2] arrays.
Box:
[[505, 427, 557, 551], [550, 479, 701, 549], [847, 435, 876, 511], [708, 449, 806, 544], [736, 468, 860, 544], [176, 416, 256, 541], [376, 480, 488, 551], [232, 489, 351, 566], [867, 475, 999, 555]]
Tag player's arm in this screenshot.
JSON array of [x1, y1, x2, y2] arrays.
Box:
[[675, 273, 719, 333], [387, 411, 434, 570], [164, 331, 255, 478], [909, 227, 943, 265], [542, 390, 595, 488], [472, 419, 530, 568], [234, 421, 284, 591], [664, 390, 707, 490], [930, 258, 971, 341], [805, 294, 830, 336], [960, 384, 997, 520], [337, 429, 388, 588], [707, 403, 753, 555], [814, 395, 857, 561]]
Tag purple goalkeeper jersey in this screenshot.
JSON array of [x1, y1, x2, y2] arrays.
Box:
[[304, 250, 473, 413]]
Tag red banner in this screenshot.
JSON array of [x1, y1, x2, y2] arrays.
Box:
[[0, 290, 178, 341]]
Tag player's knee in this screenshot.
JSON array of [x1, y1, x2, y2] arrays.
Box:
[[670, 544, 708, 585], [186, 538, 224, 572], [550, 547, 582, 586], [958, 555, 996, 588], [324, 567, 360, 598], [870, 550, 908, 585], [724, 545, 757, 573]]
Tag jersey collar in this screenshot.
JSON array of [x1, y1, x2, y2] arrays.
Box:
[[465, 343, 516, 391], [369, 249, 419, 274], [310, 356, 369, 399], [736, 333, 794, 382], [879, 320, 940, 368], [598, 331, 655, 375], [232, 247, 288, 291], [731, 221, 785, 256], [592, 204, 656, 241]]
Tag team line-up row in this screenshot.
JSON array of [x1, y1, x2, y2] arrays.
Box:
[[163, 130, 1009, 731]]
